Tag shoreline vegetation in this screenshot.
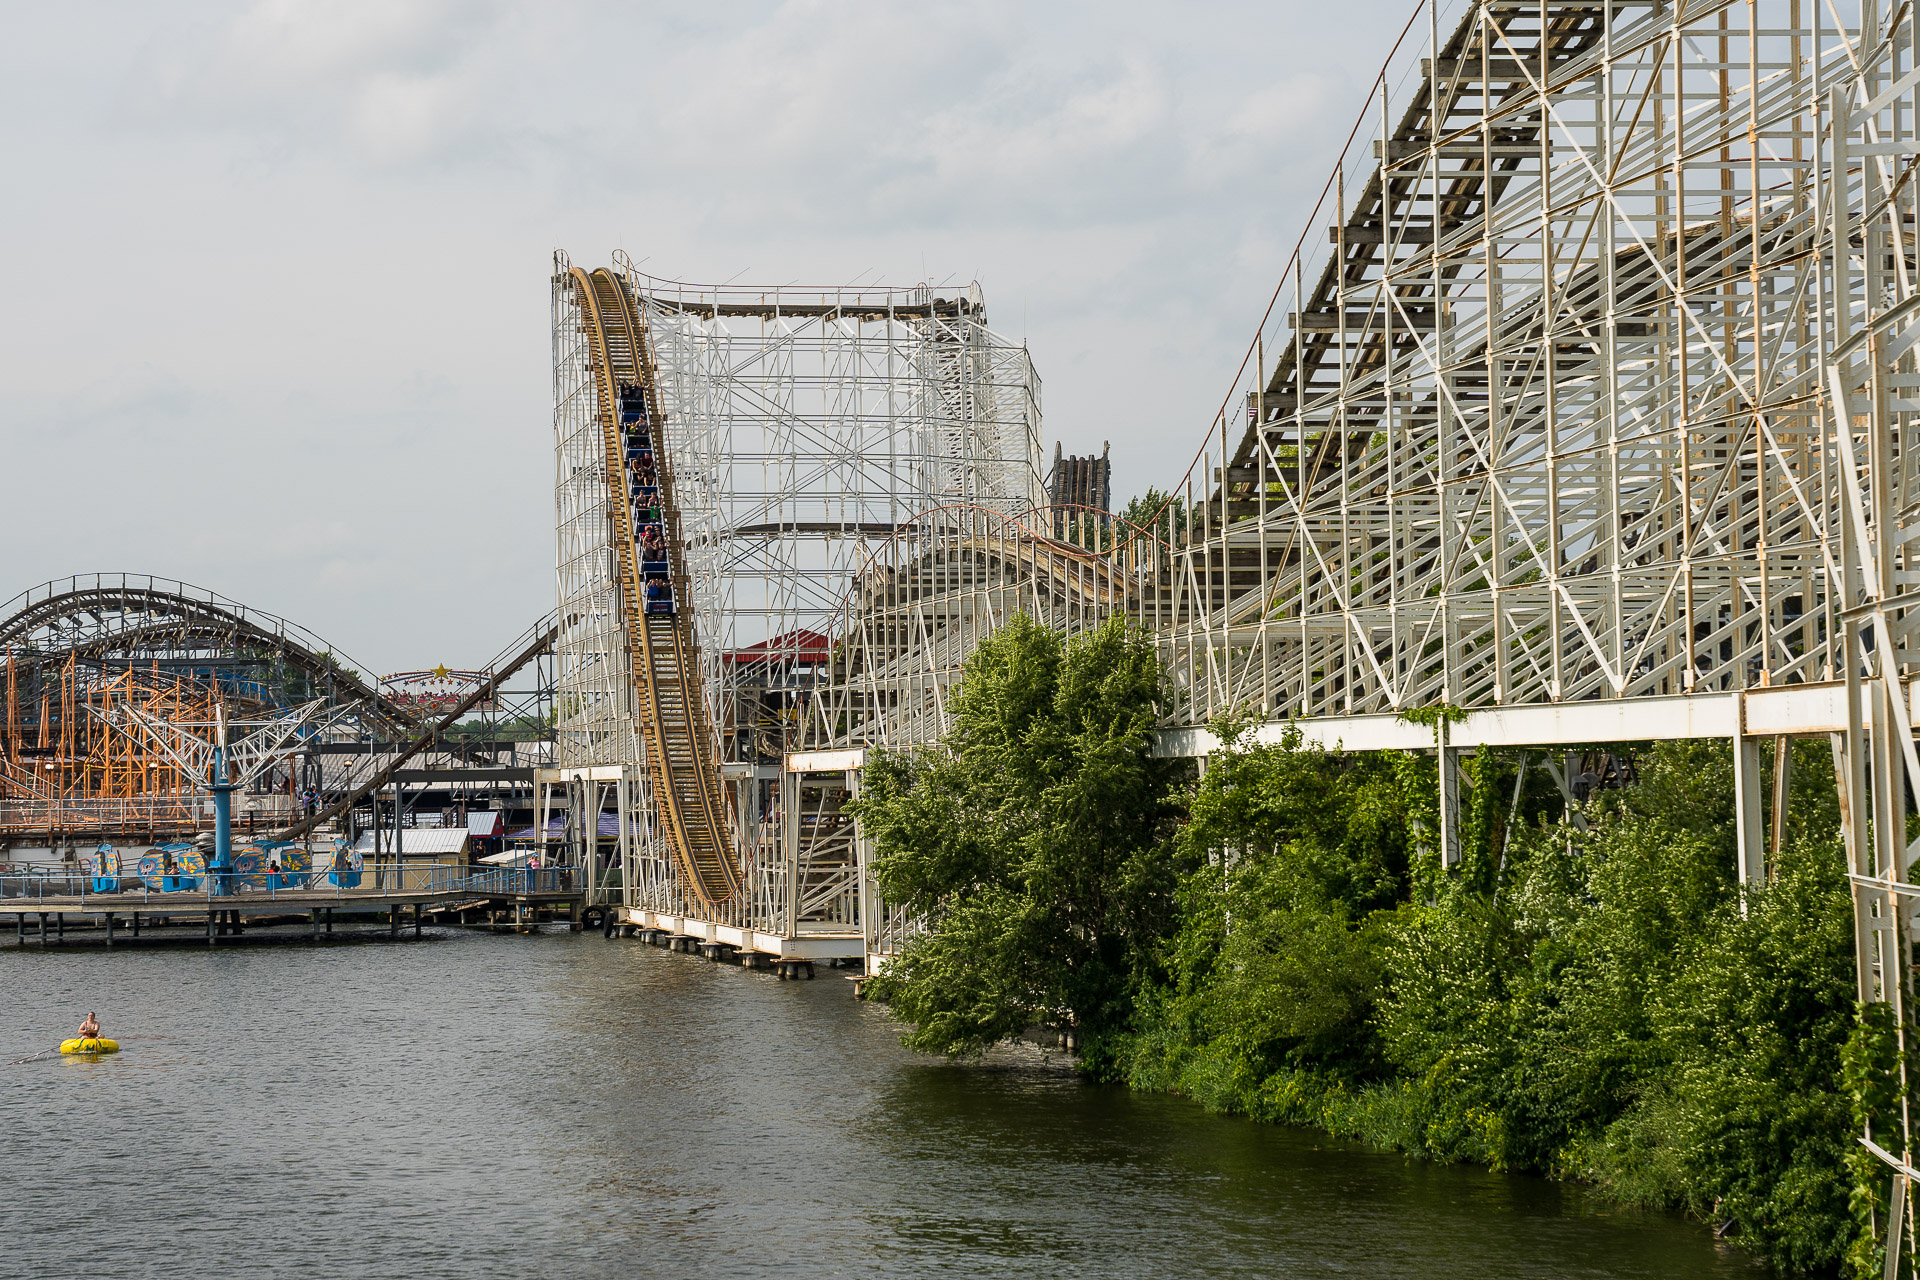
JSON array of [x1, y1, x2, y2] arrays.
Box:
[[851, 613, 1885, 1278]]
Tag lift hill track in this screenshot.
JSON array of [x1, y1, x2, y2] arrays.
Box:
[[568, 267, 739, 905]]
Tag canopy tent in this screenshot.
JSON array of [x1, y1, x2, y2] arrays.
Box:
[[506, 814, 638, 840], [350, 828, 470, 857]]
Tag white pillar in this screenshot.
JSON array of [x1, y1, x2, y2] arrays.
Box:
[[1770, 737, 1792, 859], [616, 767, 634, 914], [781, 770, 801, 934], [1437, 719, 1460, 868], [1732, 728, 1765, 890]]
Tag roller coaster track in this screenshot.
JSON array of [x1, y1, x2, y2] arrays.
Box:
[[0, 575, 406, 734], [0, 576, 560, 840], [272, 612, 558, 842], [569, 267, 740, 904], [1234, 0, 1606, 494]]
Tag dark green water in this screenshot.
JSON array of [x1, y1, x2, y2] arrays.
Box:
[[1, 929, 1767, 1278]]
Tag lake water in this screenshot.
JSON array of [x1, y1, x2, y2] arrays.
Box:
[[1, 927, 1768, 1278]]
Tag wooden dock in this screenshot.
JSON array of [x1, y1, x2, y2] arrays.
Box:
[[4, 881, 590, 946]]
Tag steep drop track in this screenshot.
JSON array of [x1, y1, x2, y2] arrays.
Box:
[[570, 267, 739, 904]]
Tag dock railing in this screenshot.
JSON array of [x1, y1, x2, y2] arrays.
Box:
[[0, 862, 577, 907]]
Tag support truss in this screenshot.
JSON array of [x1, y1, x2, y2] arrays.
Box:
[[1136, 0, 1920, 1256]]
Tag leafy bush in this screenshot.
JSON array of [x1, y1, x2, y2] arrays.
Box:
[[1142, 734, 1862, 1274], [857, 622, 1872, 1275], [852, 614, 1184, 1063]]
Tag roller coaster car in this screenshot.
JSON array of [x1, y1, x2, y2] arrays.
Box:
[[644, 579, 675, 615], [617, 382, 648, 419]]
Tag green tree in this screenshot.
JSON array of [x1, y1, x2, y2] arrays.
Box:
[[1118, 489, 1187, 542], [443, 709, 555, 741], [852, 614, 1183, 1064], [1123, 729, 1862, 1273], [1121, 722, 1430, 1124], [858, 640, 1871, 1275], [1377, 741, 1859, 1271]]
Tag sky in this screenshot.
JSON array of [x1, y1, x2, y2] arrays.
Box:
[[1, 0, 1412, 675]]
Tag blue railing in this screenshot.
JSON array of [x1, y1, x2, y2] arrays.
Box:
[[444, 867, 574, 895], [0, 862, 576, 905]]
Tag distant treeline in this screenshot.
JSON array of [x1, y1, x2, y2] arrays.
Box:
[[441, 711, 552, 741], [852, 614, 1879, 1278]]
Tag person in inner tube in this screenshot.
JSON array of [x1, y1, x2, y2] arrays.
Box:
[[76, 1011, 101, 1042]]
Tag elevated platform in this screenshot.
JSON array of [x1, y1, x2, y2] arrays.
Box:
[[6, 876, 589, 947], [616, 906, 861, 961], [2, 865, 583, 922], [3, 885, 575, 918]]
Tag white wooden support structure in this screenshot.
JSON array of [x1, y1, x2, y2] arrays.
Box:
[[1731, 730, 1766, 895]]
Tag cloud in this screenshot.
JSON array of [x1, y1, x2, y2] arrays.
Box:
[[223, 0, 485, 80], [1, 0, 1417, 668], [117, 0, 512, 170]]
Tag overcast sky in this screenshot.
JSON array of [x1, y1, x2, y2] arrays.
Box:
[[2, 0, 1409, 675]]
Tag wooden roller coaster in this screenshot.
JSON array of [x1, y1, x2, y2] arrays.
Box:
[[568, 267, 740, 904]]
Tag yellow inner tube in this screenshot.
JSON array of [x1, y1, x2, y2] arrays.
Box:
[[59, 1037, 119, 1055]]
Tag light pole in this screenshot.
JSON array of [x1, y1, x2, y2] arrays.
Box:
[[208, 702, 235, 896]]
